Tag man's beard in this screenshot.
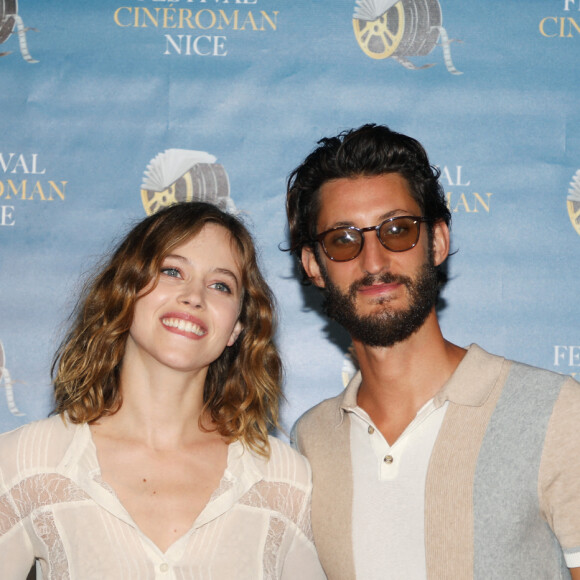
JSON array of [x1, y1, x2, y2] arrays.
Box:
[[320, 259, 440, 348]]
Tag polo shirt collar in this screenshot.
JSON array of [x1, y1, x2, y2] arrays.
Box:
[[338, 343, 504, 416], [340, 371, 362, 413], [434, 343, 504, 407]]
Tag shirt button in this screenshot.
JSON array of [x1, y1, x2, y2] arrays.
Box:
[[368, 426, 375, 435], [159, 563, 169, 573], [384, 455, 394, 464]]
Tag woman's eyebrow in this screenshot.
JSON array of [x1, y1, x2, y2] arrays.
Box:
[[213, 267, 240, 290]]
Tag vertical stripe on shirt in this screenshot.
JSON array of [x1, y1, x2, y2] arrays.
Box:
[[472, 363, 568, 579]]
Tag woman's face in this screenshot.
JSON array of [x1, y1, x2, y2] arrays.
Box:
[[125, 223, 244, 376]]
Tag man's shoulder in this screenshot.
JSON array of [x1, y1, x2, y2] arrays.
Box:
[[463, 344, 578, 398], [295, 392, 345, 430], [507, 357, 580, 398], [544, 371, 580, 429], [510, 357, 578, 381], [291, 391, 348, 456]]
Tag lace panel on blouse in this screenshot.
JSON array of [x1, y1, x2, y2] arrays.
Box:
[[1, 473, 91, 579], [238, 480, 312, 578]]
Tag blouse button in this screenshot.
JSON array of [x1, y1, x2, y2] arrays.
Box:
[[384, 455, 394, 464], [159, 563, 169, 573], [368, 426, 375, 435]]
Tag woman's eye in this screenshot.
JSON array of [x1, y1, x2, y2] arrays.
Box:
[[211, 282, 232, 294], [161, 267, 181, 278]]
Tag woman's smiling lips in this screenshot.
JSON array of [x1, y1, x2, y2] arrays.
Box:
[[161, 312, 208, 338]]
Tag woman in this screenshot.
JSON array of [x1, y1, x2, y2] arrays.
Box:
[[0, 202, 325, 579]]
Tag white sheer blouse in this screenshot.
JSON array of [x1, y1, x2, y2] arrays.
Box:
[[0, 415, 326, 579]]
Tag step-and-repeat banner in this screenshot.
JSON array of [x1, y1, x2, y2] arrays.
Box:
[[1, 0, 579, 435]]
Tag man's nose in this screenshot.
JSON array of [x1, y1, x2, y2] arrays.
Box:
[[359, 231, 390, 275]]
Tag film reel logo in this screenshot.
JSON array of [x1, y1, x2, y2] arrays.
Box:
[[568, 170, 580, 236], [140, 149, 235, 216], [352, 0, 461, 74], [0, 0, 37, 63]]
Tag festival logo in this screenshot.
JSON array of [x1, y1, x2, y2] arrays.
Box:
[[439, 165, 493, 214], [0, 152, 67, 227], [539, 1, 580, 38], [114, 2, 279, 58], [553, 345, 579, 379], [0, 341, 25, 417], [140, 149, 234, 216], [568, 169, 580, 236], [352, 0, 461, 74], [0, 0, 37, 63]]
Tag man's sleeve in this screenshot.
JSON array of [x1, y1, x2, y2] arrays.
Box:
[[539, 377, 580, 568], [290, 419, 302, 452]]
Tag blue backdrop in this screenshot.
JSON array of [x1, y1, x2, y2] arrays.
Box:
[[1, 0, 579, 436]]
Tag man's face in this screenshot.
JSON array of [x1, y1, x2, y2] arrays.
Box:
[[301, 174, 448, 347]]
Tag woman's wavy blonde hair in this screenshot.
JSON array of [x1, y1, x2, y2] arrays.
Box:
[[52, 202, 281, 457]]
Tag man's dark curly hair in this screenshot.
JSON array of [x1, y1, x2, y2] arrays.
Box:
[[286, 124, 451, 284]]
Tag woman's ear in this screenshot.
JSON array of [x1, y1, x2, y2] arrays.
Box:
[[227, 320, 244, 347]]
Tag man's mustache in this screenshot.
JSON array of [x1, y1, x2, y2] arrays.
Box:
[[348, 272, 413, 297]]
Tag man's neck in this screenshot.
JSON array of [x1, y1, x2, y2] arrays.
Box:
[[353, 312, 466, 444]]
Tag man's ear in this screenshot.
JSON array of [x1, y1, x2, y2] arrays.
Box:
[[432, 220, 450, 267], [301, 246, 326, 288]]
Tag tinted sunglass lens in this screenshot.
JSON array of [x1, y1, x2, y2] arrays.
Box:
[[323, 228, 362, 261], [379, 218, 418, 252]]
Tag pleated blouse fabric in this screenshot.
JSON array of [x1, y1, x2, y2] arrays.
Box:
[[0, 415, 326, 580]]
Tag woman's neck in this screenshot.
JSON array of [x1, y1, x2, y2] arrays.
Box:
[[100, 357, 212, 449]]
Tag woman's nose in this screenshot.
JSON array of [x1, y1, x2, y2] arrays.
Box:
[[178, 281, 204, 309]]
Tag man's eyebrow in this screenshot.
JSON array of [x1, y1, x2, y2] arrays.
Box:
[[326, 210, 415, 228], [378, 209, 416, 221]]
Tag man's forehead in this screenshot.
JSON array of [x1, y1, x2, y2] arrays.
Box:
[[317, 174, 419, 225], [318, 173, 413, 196]]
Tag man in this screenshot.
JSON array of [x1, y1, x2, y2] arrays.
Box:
[[286, 124, 580, 579]]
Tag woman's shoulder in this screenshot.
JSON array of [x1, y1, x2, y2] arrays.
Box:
[[0, 415, 80, 479], [239, 437, 315, 533], [254, 435, 312, 488], [0, 414, 73, 442]]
